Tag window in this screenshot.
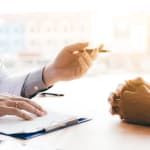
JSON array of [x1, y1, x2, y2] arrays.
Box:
[[0, 0, 150, 75]]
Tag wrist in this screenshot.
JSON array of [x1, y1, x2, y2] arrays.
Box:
[[42, 65, 60, 87]]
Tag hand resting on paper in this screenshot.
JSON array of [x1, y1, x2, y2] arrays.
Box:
[[0, 94, 46, 120]]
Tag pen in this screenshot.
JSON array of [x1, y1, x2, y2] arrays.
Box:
[[73, 48, 111, 55], [39, 92, 64, 97], [85, 48, 111, 53]]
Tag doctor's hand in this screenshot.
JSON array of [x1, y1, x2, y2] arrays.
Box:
[[0, 94, 46, 120], [43, 42, 103, 87]]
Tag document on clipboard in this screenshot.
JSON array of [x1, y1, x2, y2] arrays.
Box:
[[0, 110, 91, 139]]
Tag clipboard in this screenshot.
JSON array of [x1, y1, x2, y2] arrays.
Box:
[[0, 111, 91, 140], [7, 118, 90, 139]]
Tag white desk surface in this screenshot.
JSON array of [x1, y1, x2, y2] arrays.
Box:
[[1, 74, 150, 150]]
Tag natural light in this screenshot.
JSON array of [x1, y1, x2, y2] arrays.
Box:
[[0, 0, 150, 74]]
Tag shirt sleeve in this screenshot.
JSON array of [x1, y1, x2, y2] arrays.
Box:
[[21, 68, 52, 98], [0, 67, 52, 98]]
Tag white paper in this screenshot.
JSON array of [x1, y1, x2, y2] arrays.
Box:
[[0, 110, 77, 134]]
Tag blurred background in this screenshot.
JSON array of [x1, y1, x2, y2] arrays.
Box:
[[0, 0, 150, 76]]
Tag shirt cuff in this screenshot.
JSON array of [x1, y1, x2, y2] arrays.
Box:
[[21, 68, 52, 98]]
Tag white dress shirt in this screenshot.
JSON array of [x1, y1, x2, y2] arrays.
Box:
[[0, 66, 50, 98]]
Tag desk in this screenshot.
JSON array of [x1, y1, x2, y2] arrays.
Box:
[[1, 74, 150, 150]]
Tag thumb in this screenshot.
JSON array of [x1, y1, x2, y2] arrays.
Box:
[[97, 44, 104, 50], [136, 85, 150, 94], [122, 90, 134, 97]]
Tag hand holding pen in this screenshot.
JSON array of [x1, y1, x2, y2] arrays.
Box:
[[43, 42, 110, 89], [40, 43, 110, 97]]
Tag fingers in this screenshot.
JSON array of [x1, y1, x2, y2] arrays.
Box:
[[26, 100, 47, 113], [132, 77, 145, 85], [110, 106, 120, 115], [90, 48, 98, 60], [108, 92, 120, 105], [108, 92, 120, 115], [6, 100, 45, 117], [65, 42, 89, 52], [80, 51, 92, 67], [75, 57, 89, 78], [136, 85, 150, 94], [133, 77, 150, 89], [0, 94, 47, 120], [76, 44, 99, 67], [85, 44, 104, 60], [0, 106, 32, 120], [73, 50, 95, 77], [13, 96, 46, 113], [0, 95, 47, 120], [115, 84, 124, 97], [123, 77, 149, 91], [3, 95, 46, 114], [98, 44, 104, 50], [86, 48, 98, 60], [74, 49, 97, 69]]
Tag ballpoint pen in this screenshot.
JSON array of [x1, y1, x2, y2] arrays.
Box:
[[39, 92, 64, 97], [72, 48, 111, 54], [85, 48, 111, 53]]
